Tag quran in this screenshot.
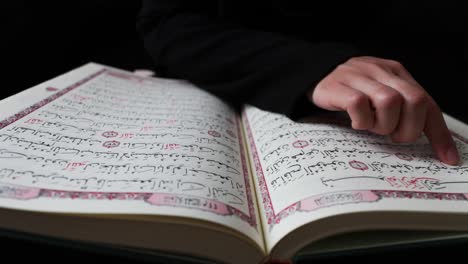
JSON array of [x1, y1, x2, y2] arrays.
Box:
[[1, 63, 467, 264]]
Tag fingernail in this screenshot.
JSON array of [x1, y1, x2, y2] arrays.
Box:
[[445, 146, 460, 166]]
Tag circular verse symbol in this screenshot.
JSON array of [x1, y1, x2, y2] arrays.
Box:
[[349, 160, 368, 170], [208, 130, 221, 137], [102, 131, 118, 138], [292, 140, 309, 148], [395, 153, 413, 161], [103, 141, 120, 148]]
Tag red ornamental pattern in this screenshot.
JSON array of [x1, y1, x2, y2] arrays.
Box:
[[0, 69, 259, 229], [242, 110, 468, 229]]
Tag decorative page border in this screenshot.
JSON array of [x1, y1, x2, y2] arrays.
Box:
[[0, 69, 106, 129], [242, 110, 468, 229], [235, 117, 258, 227], [0, 69, 257, 228], [0, 182, 256, 223]]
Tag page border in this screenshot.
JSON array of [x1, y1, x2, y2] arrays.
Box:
[[0, 69, 257, 228], [242, 109, 468, 229]]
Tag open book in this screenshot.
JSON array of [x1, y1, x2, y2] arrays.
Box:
[[1, 63, 468, 264]]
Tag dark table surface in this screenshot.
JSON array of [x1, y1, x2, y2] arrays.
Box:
[[1, 230, 468, 264]]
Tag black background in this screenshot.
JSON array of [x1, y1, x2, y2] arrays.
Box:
[[4, 1, 152, 98], [2, 1, 468, 263], [4, 1, 467, 121]]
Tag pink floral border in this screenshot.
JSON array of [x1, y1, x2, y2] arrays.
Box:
[[0, 69, 106, 129], [235, 116, 258, 227], [0, 183, 256, 226], [242, 110, 468, 229], [0, 69, 257, 228]]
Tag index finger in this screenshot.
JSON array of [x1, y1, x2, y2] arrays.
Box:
[[423, 100, 459, 165]]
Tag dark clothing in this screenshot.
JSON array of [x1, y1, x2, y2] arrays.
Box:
[[137, 1, 464, 119]]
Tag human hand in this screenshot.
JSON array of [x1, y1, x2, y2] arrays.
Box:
[[309, 56, 459, 165]]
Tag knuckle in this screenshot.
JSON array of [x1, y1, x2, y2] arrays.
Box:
[[346, 57, 373, 68], [347, 57, 361, 64], [346, 93, 367, 109], [391, 79, 410, 90], [364, 61, 382, 72], [335, 63, 354, 73], [406, 92, 428, 107], [373, 89, 402, 108], [386, 59, 404, 69]]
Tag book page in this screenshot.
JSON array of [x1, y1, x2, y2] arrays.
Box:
[[0, 63, 262, 247], [242, 105, 468, 251]]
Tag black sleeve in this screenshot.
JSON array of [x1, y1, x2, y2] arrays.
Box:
[[136, 0, 361, 119]]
